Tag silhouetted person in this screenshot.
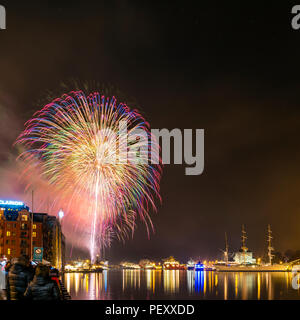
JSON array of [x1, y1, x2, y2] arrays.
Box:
[[4, 260, 11, 273], [0, 259, 6, 299], [7, 255, 33, 300], [25, 264, 60, 300]]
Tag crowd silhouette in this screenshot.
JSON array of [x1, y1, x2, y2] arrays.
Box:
[[0, 255, 62, 300]]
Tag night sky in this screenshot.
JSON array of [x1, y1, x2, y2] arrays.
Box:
[[1, 0, 300, 263]]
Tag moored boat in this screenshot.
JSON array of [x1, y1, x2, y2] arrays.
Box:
[[187, 259, 195, 270], [163, 256, 181, 270], [195, 261, 205, 271]]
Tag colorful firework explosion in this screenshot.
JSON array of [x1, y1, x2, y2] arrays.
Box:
[[16, 91, 162, 261]]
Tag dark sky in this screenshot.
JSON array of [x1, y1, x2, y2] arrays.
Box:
[[1, 0, 300, 263]]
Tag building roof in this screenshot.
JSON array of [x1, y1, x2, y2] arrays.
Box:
[[33, 212, 48, 222]]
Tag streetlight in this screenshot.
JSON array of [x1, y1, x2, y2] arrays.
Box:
[[57, 209, 64, 271], [58, 209, 64, 220]]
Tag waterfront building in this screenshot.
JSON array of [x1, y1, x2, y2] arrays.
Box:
[[139, 259, 152, 268], [0, 201, 42, 259], [43, 215, 65, 271], [0, 200, 65, 270], [163, 256, 183, 269], [121, 262, 141, 269], [138, 259, 162, 269], [233, 249, 256, 264]]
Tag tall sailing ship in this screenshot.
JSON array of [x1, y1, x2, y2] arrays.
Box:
[[214, 225, 288, 271]]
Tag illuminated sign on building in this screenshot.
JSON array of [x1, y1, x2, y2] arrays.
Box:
[[0, 200, 29, 213], [0, 200, 24, 206]]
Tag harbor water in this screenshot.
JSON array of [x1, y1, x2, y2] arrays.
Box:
[[63, 270, 300, 300]]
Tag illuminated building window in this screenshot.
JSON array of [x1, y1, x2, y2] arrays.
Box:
[[33, 224, 36, 229], [21, 223, 27, 230], [32, 232, 36, 237], [7, 248, 11, 255], [22, 215, 28, 221], [6, 231, 10, 237]]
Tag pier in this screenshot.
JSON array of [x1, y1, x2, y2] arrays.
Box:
[[59, 279, 71, 300]]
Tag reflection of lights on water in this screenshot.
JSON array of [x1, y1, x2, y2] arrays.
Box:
[[66, 273, 70, 293], [241, 273, 247, 300], [85, 274, 89, 293], [122, 270, 125, 292], [194, 271, 204, 292], [122, 270, 141, 291], [187, 270, 194, 293], [244, 273, 255, 299], [257, 273, 261, 300], [146, 270, 151, 291], [157, 271, 161, 292], [224, 273, 228, 300], [235, 274, 238, 298], [104, 270, 108, 292], [163, 270, 179, 294], [75, 273, 79, 294], [187, 271, 212, 295], [63, 270, 300, 300], [146, 270, 156, 293], [96, 274, 99, 300], [209, 272, 212, 292], [64, 272, 107, 300], [89, 273, 95, 300], [267, 273, 273, 300]]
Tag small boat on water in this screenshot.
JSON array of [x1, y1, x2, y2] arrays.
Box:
[[214, 263, 289, 272], [163, 256, 186, 270], [195, 261, 205, 271], [187, 259, 216, 271], [187, 259, 195, 270], [204, 266, 216, 271]]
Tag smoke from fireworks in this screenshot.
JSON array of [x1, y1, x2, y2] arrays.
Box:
[[16, 91, 162, 261]]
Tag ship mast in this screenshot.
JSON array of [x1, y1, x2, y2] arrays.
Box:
[[241, 224, 248, 264], [224, 232, 229, 264], [267, 224, 274, 265]]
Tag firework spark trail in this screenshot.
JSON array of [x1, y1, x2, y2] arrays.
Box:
[[90, 178, 97, 263], [15, 91, 162, 261]]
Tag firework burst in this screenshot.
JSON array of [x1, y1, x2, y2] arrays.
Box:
[[16, 91, 162, 261]]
